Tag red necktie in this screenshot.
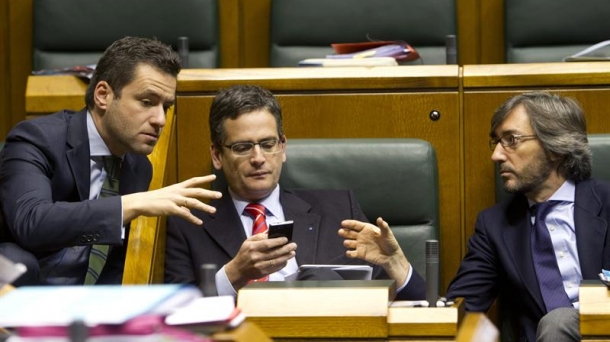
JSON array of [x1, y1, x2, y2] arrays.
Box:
[[244, 203, 269, 282]]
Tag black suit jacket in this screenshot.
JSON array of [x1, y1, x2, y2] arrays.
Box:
[[0, 109, 152, 284], [165, 188, 425, 300], [446, 179, 610, 342]]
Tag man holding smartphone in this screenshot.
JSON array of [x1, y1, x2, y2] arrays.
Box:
[[164, 85, 425, 299]]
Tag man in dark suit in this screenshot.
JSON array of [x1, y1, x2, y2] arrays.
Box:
[[0, 37, 221, 286], [164, 85, 425, 300], [445, 92, 610, 342]]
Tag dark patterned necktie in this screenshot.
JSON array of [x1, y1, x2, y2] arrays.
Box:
[[530, 201, 572, 311], [84, 156, 121, 285], [244, 203, 269, 282]]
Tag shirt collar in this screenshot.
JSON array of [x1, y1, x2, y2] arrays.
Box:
[[230, 184, 282, 218], [87, 110, 113, 157], [527, 179, 575, 207]]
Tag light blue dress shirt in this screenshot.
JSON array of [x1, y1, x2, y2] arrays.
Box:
[[529, 180, 582, 309]]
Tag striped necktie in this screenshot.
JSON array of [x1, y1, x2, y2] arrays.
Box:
[[244, 203, 269, 282], [84, 156, 121, 285]]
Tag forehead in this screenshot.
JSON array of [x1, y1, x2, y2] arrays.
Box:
[[223, 109, 278, 140], [124, 63, 177, 97], [495, 105, 533, 136]]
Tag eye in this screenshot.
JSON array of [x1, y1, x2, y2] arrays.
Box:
[[141, 99, 152, 107], [232, 143, 252, 154], [260, 140, 277, 150]]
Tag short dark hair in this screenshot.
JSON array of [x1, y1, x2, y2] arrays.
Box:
[[209, 85, 284, 149], [85, 36, 181, 109], [490, 91, 592, 181]]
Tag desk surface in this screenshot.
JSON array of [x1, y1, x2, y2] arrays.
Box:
[[177, 65, 459, 92]]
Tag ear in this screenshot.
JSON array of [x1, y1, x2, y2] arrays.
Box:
[[281, 135, 287, 163], [93, 81, 113, 111], [211, 145, 223, 170]]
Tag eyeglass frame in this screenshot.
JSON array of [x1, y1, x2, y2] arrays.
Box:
[[222, 138, 285, 156], [489, 134, 537, 151]]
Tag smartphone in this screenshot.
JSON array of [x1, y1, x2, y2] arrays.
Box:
[[268, 220, 294, 241]]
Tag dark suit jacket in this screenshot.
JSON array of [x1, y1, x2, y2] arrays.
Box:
[[446, 179, 610, 342], [0, 109, 152, 284], [165, 188, 425, 300]]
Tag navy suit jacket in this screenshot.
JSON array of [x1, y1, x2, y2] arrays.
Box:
[[165, 188, 426, 300], [0, 109, 152, 284], [446, 179, 610, 342]]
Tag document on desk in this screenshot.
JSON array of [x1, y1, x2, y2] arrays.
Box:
[[0, 253, 26, 287], [0, 284, 201, 327]]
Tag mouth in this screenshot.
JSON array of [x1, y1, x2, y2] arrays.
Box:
[[498, 168, 514, 178], [141, 132, 159, 140], [249, 171, 270, 178]]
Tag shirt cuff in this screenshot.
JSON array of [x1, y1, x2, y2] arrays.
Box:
[[395, 263, 413, 293], [216, 265, 238, 297]]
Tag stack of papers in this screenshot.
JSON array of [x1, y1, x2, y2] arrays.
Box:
[[0, 284, 201, 327], [165, 296, 244, 334]]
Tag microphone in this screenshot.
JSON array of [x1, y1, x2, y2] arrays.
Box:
[[198, 263, 218, 297], [445, 35, 457, 65], [178, 36, 190, 68], [426, 239, 439, 307]]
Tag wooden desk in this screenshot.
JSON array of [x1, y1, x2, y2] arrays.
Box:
[[462, 62, 610, 242], [580, 282, 610, 341]]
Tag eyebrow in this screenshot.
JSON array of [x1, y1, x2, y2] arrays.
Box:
[[491, 129, 520, 139], [136, 90, 176, 106]]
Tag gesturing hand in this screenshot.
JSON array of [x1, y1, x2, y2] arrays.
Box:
[[121, 174, 222, 225], [339, 217, 410, 285]]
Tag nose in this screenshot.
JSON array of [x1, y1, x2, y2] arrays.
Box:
[[491, 143, 506, 162], [150, 105, 167, 128], [250, 144, 266, 164]]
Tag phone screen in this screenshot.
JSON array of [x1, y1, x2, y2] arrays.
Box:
[[268, 220, 294, 241]]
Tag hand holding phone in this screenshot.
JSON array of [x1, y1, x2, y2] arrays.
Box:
[[268, 220, 294, 241]]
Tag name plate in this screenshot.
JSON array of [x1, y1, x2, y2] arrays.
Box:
[[236, 279, 395, 338]]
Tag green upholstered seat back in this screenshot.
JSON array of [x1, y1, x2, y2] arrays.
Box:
[[269, 0, 456, 67], [33, 0, 219, 70], [505, 0, 610, 63], [213, 138, 440, 279], [495, 134, 610, 203]]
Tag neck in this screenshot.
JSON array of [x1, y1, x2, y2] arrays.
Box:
[[527, 172, 567, 203]]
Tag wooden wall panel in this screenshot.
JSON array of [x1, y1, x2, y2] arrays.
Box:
[[479, 0, 505, 64], [218, 0, 240, 68], [240, 0, 271, 67], [0, 0, 9, 139], [2, 0, 32, 141]]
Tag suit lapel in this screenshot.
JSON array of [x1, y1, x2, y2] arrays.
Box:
[[65, 109, 91, 201], [203, 194, 248, 259], [574, 180, 607, 278], [280, 190, 321, 265], [502, 197, 547, 312]]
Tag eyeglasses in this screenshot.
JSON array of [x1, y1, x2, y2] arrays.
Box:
[[223, 138, 283, 156], [489, 134, 537, 151]]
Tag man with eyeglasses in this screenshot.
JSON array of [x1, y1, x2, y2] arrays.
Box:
[[164, 85, 426, 300], [441, 91, 610, 342]]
